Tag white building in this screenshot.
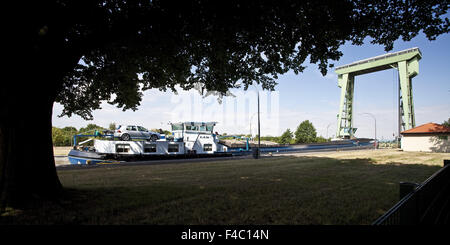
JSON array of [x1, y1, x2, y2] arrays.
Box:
[[401, 123, 450, 153]]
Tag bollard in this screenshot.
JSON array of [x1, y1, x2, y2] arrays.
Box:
[[399, 182, 419, 199], [252, 148, 260, 159]]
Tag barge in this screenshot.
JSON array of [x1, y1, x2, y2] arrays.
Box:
[[68, 122, 230, 165]]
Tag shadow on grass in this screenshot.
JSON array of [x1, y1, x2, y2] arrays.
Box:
[[0, 156, 442, 225]]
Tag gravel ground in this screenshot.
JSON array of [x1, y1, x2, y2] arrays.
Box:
[[54, 147, 72, 166]]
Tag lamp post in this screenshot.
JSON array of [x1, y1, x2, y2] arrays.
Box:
[[326, 123, 333, 140], [257, 88, 260, 152], [361, 112, 377, 149], [252, 84, 261, 159], [249, 112, 258, 139]]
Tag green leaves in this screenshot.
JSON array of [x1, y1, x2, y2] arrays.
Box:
[[295, 120, 318, 144], [279, 129, 294, 144], [48, 0, 449, 119]]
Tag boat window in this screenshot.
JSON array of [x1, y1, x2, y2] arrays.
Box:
[[168, 144, 179, 152], [144, 144, 157, 153], [186, 125, 198, 131], [172, 124, 183, 131], [203, 144, 213, 151], [116, 144, 130, 153], [137, 126, 147, 132], [199, 125, 206, 131], [206, 125, 214, 132]]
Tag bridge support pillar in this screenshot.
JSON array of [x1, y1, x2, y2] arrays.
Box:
[[398, 59, 418, 132], [336, 73, 356, 139]]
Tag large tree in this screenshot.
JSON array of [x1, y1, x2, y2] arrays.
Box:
[[1, 0, 448, 208]]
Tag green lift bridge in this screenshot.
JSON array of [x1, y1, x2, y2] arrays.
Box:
[[335, 47, 422, 139]]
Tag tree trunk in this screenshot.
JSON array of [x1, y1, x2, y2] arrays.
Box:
[[0, 2, 94, 210], [0, 85, 63, 209]]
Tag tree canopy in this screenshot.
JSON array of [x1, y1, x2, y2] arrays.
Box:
[[38, 0, 449, 120], [279, 129, 294, 144], [295, 120, 318, 144], [443, 118, 450, 127], [52, 126, 78, 146]]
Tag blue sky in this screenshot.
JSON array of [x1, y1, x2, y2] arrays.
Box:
[[53, 30, 450, 140]]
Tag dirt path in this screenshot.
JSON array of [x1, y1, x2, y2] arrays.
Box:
[[53, 146, 72, 156], [276, 148, 449, 166]]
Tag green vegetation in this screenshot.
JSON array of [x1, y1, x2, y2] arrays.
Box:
[[295, 120, 318, 143], [279, 129, 294, 144], [150, 129, 172, 136], [52, 127, 77, 146], [78, 124, 107, 135], [315, 136, 329, 143], [0, 154, 441, 225], [258, 136, 282, 143], [52, 123, 107, 146], [443, 118, 450, 127], [108, 123, 117, 131]]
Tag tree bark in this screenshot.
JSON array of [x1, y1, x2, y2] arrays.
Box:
[[0, 5, 85, 208], [0, 90, 63, 209]]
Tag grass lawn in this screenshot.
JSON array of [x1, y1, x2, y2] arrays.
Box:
[[1, 149, 447, 225]]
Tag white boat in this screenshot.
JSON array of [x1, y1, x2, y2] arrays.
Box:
[[68, 122, 229, 165]]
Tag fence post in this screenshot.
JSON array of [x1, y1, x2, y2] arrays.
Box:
[[252, 147, 260, 159], [399, 182, 418, 199], [399, 182, 419, 224]]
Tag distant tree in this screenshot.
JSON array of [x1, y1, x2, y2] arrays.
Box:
[[62, 127, 77, 146], [259, 136, 281, 143], [79, 124, 105, 134], [443, 118, 450, 127], [52, 126, 78, 146], [61, 126, 78, 133], [150, 128, 171, 135], [76, 124, 106, 145], [51, 127, 65, 146], [295, 120, 317, 143], [316, 136, 329, 143], [108, 123, 117, 131], [279, 129, 293, 144]]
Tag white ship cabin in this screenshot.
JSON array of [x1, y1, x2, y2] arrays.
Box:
[[171, 122, 227, 154], [94, 140, 185, 155]]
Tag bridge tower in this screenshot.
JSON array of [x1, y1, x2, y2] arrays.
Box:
[[335, 47, 421, 139]]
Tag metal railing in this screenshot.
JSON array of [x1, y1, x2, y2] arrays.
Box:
[[373, 159, 450, 225]]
